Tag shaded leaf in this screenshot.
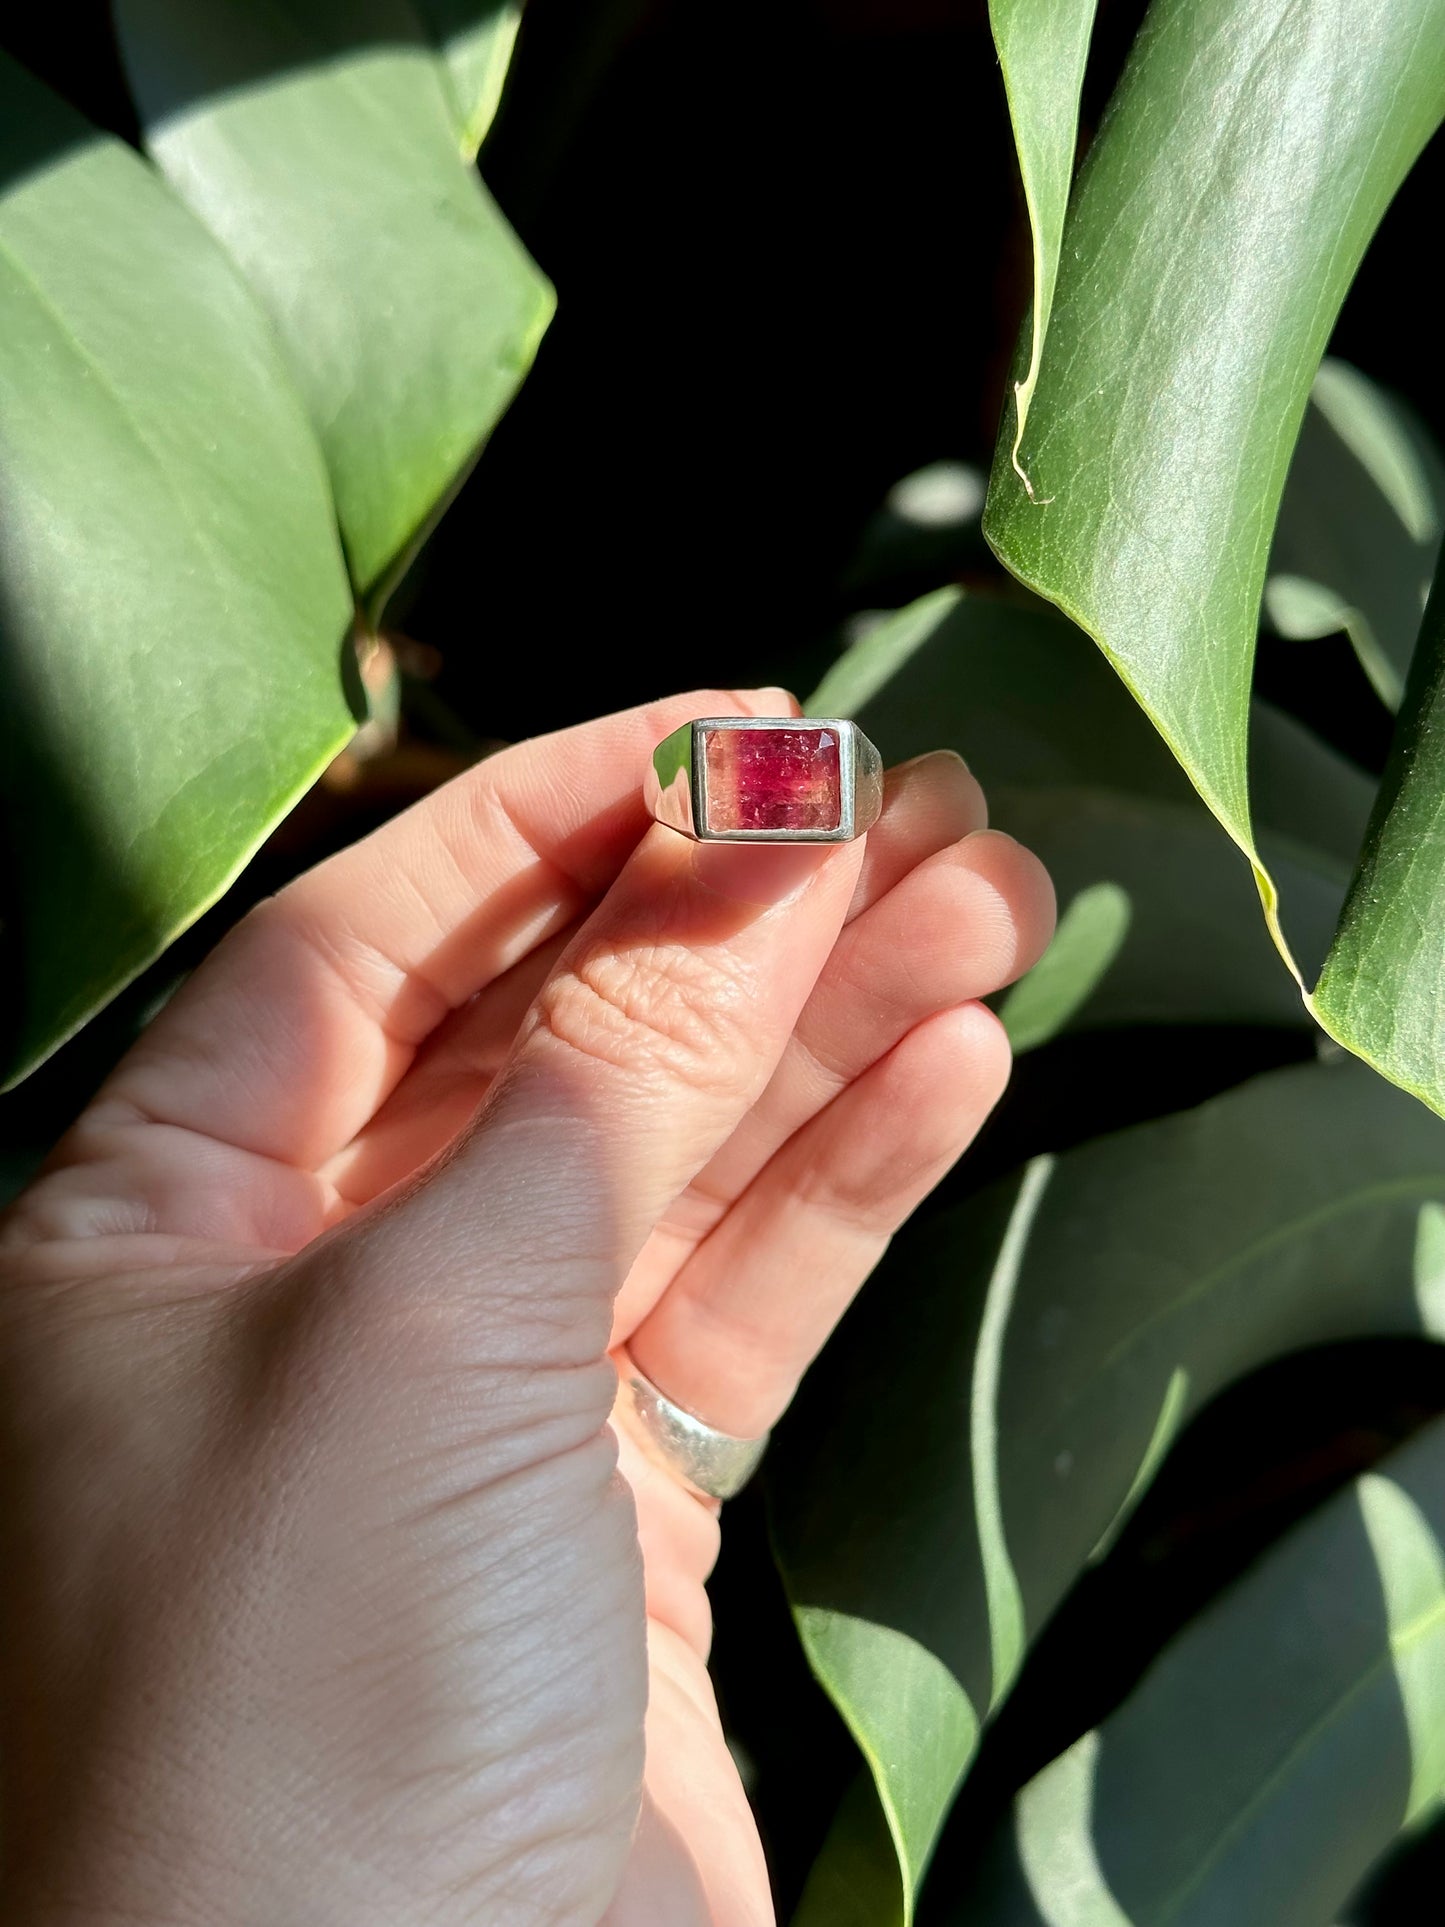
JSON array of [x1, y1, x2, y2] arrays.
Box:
[[1266, 359, 1445, 711], [841, 469, 991, 600], [950, 1418, 1445, 1926], [994, 787, 1343, 1028], [115, 0, 554, 613], [0, 55, 354, 1084], [775, 1060, 1445, 1924], [983, 0, 1445, 1040]]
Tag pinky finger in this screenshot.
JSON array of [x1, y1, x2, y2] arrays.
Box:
[[624, 1002, 1011, 1441]]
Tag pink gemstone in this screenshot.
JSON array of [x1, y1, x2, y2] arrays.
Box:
[[702, 725, 842, 833]]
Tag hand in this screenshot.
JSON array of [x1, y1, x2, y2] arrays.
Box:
[[0, 689, 1053, 1926]]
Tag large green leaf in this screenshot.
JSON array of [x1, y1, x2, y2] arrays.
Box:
[[950, 1418, 1445, 1926], [115, 0, 554, 613], [1266, 360, 1445, 713], [812, 589, 1373, 1030], [1314, 549, 1445, 1115], [0, 55, 355, 1085], [982, 0, 1445, 1079], [774, 1060, 1445, 1925]]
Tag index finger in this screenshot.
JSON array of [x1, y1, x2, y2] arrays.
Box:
[[94, 687, 796, 1173]]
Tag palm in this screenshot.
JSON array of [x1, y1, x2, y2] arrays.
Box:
[[3, 694, 1049, 1925]]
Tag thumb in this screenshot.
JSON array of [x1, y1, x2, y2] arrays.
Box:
[[343, 818, 865, 1363]]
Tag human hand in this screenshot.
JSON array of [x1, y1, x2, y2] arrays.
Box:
[[0, 689, 1053, 1926]]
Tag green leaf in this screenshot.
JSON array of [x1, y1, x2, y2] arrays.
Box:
[[0, 54, 355, 1085], [812, 589, 1374, 1030], [810, 586, 969, 720], [987, 0, 1099, 500], [983, 0, 1445, 1022], [999, 882, 1132, 1051], [416, 0, 523, 157], [1266, 359, 1445, 711], [994, 787, 1345, 1029], [951, 1418, 1445, 1927], [773, 1059, 1445, 1924], [1314, 548, 1445, 1115], [114, 0, 554, 613]]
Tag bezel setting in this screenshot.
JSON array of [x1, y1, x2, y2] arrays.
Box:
[[646, 717, 884, 843]]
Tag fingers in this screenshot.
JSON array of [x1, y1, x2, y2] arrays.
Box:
[[690, 824, 1053, 1212], [340, 821, 867, 1361], [627, 1002, 1013, 1438], [319, 747, 988, 1212], [615, 821, 1054, 1327], [87, 688, 795, 1175]]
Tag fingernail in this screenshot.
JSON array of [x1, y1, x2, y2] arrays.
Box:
[[690, 840, 833, 906]]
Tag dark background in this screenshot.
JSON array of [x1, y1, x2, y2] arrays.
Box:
[[4, 0, 1445, 1915]]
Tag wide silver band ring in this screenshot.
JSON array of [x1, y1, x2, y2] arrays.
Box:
[[613, 1350, 770, 1502], [646, 716, 883, 844]]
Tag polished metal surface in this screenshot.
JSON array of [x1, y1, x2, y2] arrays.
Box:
[[645, 716, 884, 843], [615, 1353, 770, 1502]]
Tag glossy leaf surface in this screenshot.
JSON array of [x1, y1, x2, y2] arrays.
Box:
[[0, 56, 355, 1083], [116, 0, 553, 611], [983, 0, 1445, 1102]]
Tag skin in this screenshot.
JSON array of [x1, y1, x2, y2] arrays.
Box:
[[0, 688, 1054, 1926]]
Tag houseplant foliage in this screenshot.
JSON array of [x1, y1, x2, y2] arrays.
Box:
[[0, 0, 547, 1083], [3, 3, 1445, 1925]]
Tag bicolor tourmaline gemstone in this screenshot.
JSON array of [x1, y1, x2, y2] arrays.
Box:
[[701, 725, 842, 833]]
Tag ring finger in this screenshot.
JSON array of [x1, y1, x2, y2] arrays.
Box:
[[621, 999, 1013, 1442]]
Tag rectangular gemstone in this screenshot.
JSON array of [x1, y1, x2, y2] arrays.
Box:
[[701, 725, 842, 833]]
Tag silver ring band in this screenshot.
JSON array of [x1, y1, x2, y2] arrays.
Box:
[[646, 717, 883, 844], [614, 1352, 770, 1502]]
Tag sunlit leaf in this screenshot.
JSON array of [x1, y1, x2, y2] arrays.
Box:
[[115, 0, 554, 614], [416, 0, 522, 156], [987, 0, 1099, 500], [0, 55, 354, 1084], [983, 0, 1445, 1097]]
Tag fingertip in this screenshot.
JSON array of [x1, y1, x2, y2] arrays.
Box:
[[881, 747, 988, 836], [738, 685, 802, 717], [902, 999, 1013, 1115], [955, 828, 1058, 985]]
